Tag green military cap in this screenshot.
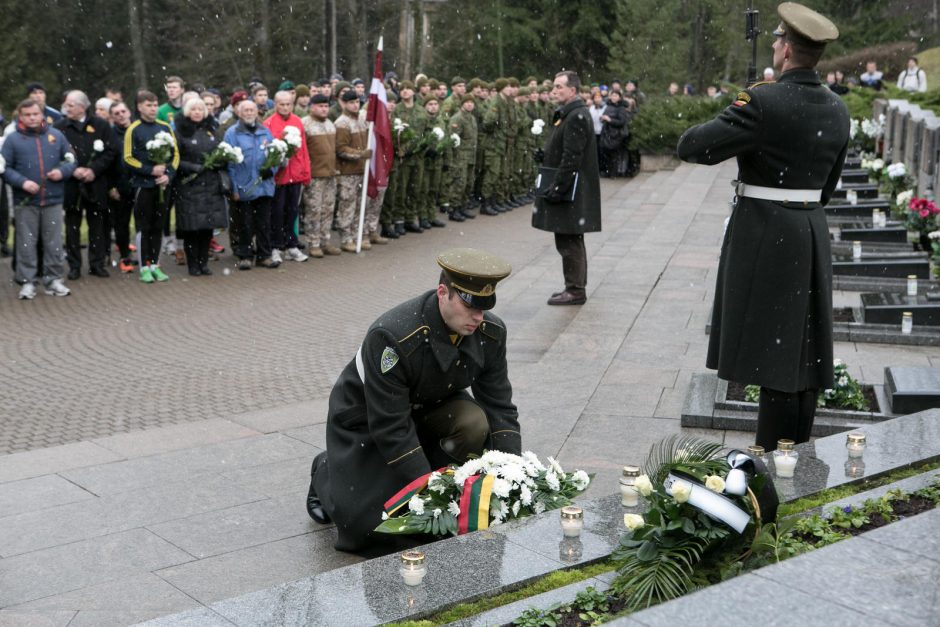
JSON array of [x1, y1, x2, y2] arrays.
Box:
[[773, 2, 838, 47], [460, 93, 476, 104], [416, 76, 429, 88], [507, 77, 520, 87], [400, 80, 416, 91], [278, 80, 296, 91], [386, 90, 400, 102], [295, 84, 310, 97], [451, 76, 467, 86], [487, 82, 496, 90], [428, 78, 440, 89], [423, 95, 440, 106], [333, 80, 352, 96], [437, 248, 512, 310], [494, 78, 510, 92], [518, 87, 531, 96], [537, 85, 551, 93], [524, 75, 538, 85], [468, 78, 483, 89]]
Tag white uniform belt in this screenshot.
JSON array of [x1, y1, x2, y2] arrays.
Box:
[[734, 182, 822, 203]]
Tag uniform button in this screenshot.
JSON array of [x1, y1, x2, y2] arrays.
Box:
[[456, 360, 460, 366], [447, 383, 452, 389]]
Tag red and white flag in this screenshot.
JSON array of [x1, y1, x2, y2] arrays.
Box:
[[366, 37, 393, 198]]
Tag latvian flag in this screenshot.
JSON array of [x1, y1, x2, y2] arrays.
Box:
[[366, 37, 394, 198]]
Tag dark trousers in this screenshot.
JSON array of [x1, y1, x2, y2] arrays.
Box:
[[554, 232, 587, 296], [65, 196, 108, 271], [414, 394, 490, 467], [756, 387, 818, 451], [133, 187, 168, 266], [233, 196, 272, 260], [270, 183, 302, 250], [0, 184, 9, 251], [108, 194, 135, 259], [182, 229, 212, 269]]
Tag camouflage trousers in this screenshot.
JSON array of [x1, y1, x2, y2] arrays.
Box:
[[336, 174, 363, 243], [365, 187, 386, 235], [301, 177, 336, 249]]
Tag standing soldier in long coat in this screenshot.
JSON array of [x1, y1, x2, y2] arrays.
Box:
[[677, 2, 848, 451], [533, 71, 602, 307], [305, 248, 521, 555]]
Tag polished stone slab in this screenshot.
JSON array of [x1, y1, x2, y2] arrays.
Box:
[[770, 409, 940, 503], [206, 532, 562, 626], [831, 253, 930, 279], [135, 607, 235, 626], [862, 293, 940, 326], [839, 220, 908, 243], [825, 197, 890, 218], [831, 182, 879, 199], [885, 367, 940, 413]]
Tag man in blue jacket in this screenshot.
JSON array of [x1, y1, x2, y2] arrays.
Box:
[[2, 99, 76, 299], [224, 99, 279, 270]]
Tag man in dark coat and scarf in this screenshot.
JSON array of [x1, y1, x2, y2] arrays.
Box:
[[677, 2, 849, 451]]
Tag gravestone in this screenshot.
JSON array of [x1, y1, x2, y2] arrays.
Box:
[[861, 293, 940, 326], [832, 182, 879, 200], [890, 103, 919, 162], [825, 197, 890, 218], [839, 220, 908, 244], [885, 367, 940, 413], [831, 252, 929, 279], [839, 168, 870, 184], [918, 118, 940, 197], [882, 100, 911, 161], [903, 111, 929, 174], [872, 98, 889, 126]]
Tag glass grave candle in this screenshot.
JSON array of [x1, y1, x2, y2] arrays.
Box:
[[619, 465, 640, 507], [399, 550, 427, 586], [773, 439, 798, 478], [902, 312, 913, 335], [846, 431, 866, 458], [907, 275, 918, 297], [560, 505, 584, 537]]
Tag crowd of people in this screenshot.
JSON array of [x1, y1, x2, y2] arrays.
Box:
[[0, 71, 643, 299], [825, 56, 928, 94]]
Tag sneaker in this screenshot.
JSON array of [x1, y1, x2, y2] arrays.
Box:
[[44, 279, 71, 297], [119, 259, 136, 273], [322, 244, 342, 256], [285, 247, 309, 262], [308, 246, 325, 258], [258, 257, 281, 268], [237, 258, 253, 271], [151, 265, 170, 282], [139, 267, 154, 283], [271, 249, 283, 264], [340, 241, 358, 253], [209, 238, 225, 254], [18, 283, 36, 300]]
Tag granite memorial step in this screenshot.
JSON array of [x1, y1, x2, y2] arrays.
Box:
[[843, 156, 862, 168], [885, 367, 940, 414], [831, 252, 930, 279], [838, 168, 871, 184], [825, 197, 890, 218], [832, 306, 940, 346], [831, 239, 912, 256], [838, 220, 909, 244], [832, 183, 879, 200], [861, 292, 940, 326]]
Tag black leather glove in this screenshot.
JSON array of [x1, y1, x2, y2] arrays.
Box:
[[261, 168, 274, 180], [533, 148, 545, 163]]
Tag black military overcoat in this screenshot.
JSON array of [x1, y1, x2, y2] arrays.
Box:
[[532, 98, 602, 234], [312, 290, 520, 552], [677, 69, 849, 393]]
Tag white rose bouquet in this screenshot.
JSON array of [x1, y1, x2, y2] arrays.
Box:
[[182, 142, 244, 184], [375, 450, 591, 537], [282, 126, 302, 159], [93, 139, 105, 152], [246, 139, 288, 191], [531, 119, 546, 136], [145, 130, 176, 202]]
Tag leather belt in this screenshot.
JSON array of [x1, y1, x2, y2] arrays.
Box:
[[733, 181, 822, 203]]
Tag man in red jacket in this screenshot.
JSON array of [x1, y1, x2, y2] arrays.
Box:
[[264, 91, 311, 263]]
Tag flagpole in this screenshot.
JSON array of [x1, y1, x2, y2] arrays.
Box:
[[355, 121, 374, 253]]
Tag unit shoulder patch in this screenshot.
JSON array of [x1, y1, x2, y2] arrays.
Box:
[[733, 91, 751, 107], [380, 346, 399, 374]]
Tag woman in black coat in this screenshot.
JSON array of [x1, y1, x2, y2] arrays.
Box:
[[599, 90, 628, 177], [175, 99, 230, 276]]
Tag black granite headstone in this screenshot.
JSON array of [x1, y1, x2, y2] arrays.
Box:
[[832, 183, 879, 200], [826, 198, 891, 218], [832, 253, 930, 279], [861, 293, 940, 326], [839, 220, 909, 244], [839, 168, 870, 184], [885, 367, 940, 413]]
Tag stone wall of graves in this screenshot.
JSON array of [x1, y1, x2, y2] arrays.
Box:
[[878, 98, 940, 197]]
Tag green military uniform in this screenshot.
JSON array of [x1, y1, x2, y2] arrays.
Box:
[[676, 1, 847, 450], [393, 88, 429, 229], [442, 76, 467, 118], [329, 81, 352, 122], [307, 248, 519, 553], [419, 97, 447, 226], [444, 97, 479, 215], [500, 78, 521, 206], [480, 79, 513, 213]]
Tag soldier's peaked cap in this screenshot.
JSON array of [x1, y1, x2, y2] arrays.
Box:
[[774, 2, 838, 47], [437, 248, 512, 311]]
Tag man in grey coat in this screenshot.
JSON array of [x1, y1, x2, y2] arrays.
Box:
[[532, 71, 601, 306]]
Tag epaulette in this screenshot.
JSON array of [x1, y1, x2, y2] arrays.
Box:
[[396, 325, 430, 357], [749, 81, 775, 88], [479, 319, 506, 343]]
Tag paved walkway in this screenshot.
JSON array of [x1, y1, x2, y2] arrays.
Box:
[[1, 162, 936, 625]]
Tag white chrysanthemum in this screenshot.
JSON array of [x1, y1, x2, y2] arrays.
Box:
[[849, 118, 859, 139], [63, 153, 75, 163], [635, 474, 653, 497], [381, 512, 389, 520], [547, 456, 564, 475], [433, 508, 441, 518], [93, 139, 104, 152], [408, 495, 425, 515], [0, 154, 6, 175], [145, 140, 155, 150], [530, 123, 543, 136], [498, 463, 527, 485], [545, 471, 561, 492], [492, 478, 512, 499], [491, 500, 509, 522], [872, 158, 885, 171], [451, 133, 461, 147], [447, 501, 460, 516], [511, 500, 521, 516], [838, 376, 849, 387], [887, 162, 906, 178], [533, 501, 545, 514], [928, 230, 940, 240], [432, 127, 445, 140], [519, 484, 533, 506], [895, 190, 914, 208], [571, 470, 590, 491]]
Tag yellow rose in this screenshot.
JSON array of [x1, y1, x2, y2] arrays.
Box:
[[623, 513, 645, 530], [705, 475, 726, 493], [635, 474, 653, 497], [671, 481, 691, 504]]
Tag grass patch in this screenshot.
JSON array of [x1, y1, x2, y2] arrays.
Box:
[[777, 459, 940, 518], [388, 561, 614, 627]]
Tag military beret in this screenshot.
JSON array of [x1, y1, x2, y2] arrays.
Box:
[[333, 81, 352, 96], [295, 84, 310, 97], [774, 2, 838, 46], [469, 78, 483, 89], [309, 94, 329, 104], [518, 87, 531, 96], [507, 77, 520, 87], [25, 81, 45, 95], [317, 78, 331, 87], [423, 95, 440, 106], [451, 76, 467, 86], [416, 77, 429, 87], [437, 248, 512, 311], [340, 90, 359, 102], [524, 76, 538, 85], [461, 94, 476, 104], [351, 78, 365, 86], [537, 85, 550, 94], [427, 79, 439, 89], [229, 90, 249, 108], [487, 82, 496, 91], [494, 78, 510, 92], [386, 90, 400, 102], [400, 80, 415, 91], [278, 80, 296, 91]]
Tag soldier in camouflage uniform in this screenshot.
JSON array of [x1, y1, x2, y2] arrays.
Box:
[[418, 96, 447, 229], [499, 78, 521, 210], [334, 91, 372, 252], [329, 81, 352, 122], [469, 79, 487, 210], [442, 76, 467, 118], [301, 94, 341, 257], [393, 81, 428, 234], [480, 78, 512, 216], [444, 94, 479, 222]]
